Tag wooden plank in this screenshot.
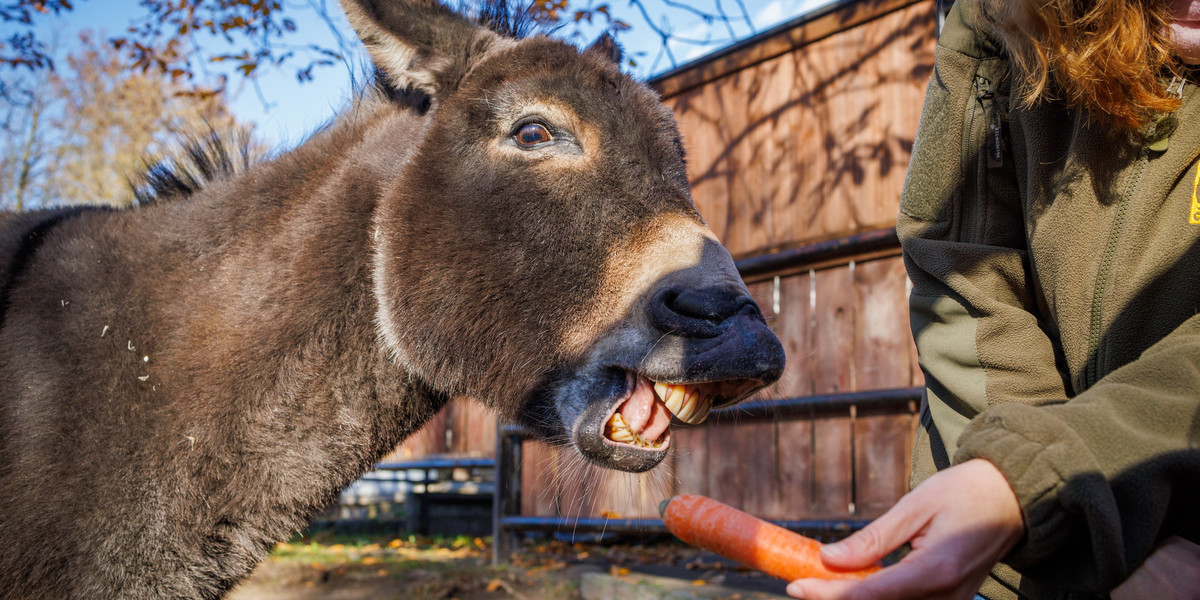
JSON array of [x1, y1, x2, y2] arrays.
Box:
[[675, 83, 733, 244], [650, 0, 928, 100], [671, 424, 708, 498], [770, 273, 817, 520], [775, 415, 815, 520], [811, 412, 853, 518], [850, 256, 916, 515], [460, 400, 496, 456], [442, 399, 463, 454], [812, 266, 855, 395], [732, 65, 778, 253], [705, 420, 749, 511], [772, 272, 814, 399], [738, 418, 782, 519], [388, 407, 447, 461], [810, 266, 855, 517], [853, 409, 913, 518], [853, 257, 913, 391], [520, 440, 558, 517]]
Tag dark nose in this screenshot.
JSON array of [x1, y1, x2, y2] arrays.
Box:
[[648, 284, 760, 338]]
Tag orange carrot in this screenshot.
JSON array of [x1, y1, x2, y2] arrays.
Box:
[[659, 494, 881, 581]]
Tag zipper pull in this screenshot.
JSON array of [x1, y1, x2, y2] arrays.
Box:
[[975, 75, 994, 100], [1147, 114, 1178, 154], [1167, 74, 1185, 100]]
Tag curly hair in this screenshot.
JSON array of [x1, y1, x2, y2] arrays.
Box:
[[980, 0, 1182, 131]]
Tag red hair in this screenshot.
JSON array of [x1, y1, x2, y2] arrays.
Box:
[[981, 0, 1181, 130]]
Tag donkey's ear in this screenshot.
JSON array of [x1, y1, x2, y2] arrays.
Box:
[[585, 33, 623, 66], [341, 0, 498, 99]]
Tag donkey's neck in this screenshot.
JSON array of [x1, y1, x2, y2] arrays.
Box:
[[118, 100, 445, 571]]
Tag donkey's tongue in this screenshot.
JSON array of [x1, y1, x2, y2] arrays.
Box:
[[615, 377, 671, 443]]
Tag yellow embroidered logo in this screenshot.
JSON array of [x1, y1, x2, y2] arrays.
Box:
[[1192, 162, 1200, 224]]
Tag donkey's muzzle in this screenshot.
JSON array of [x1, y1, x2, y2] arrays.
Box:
[[649, 283, 757, 338], [646, 284, 784, 389]]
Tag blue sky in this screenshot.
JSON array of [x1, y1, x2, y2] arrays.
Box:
[[33, 0, 836, 146]]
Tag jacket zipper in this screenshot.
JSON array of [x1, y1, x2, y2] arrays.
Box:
[[961, 75, 995, 241], [1085, 149, 1147, 388]]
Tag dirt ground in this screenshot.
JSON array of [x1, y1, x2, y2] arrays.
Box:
[[227, 559, 590, 600], [225, 533, 726, 600]]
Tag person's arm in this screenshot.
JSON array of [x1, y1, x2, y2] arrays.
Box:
[[786, 421, 1200, 600], [953, 316, 1200, 591], [878, 0, 1200, 594], [786, 349, 1200, 600], [899, 0, 1070, 462]]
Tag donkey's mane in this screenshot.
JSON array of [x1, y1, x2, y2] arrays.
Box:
[[133, 127, 259, 205], [468, 0, 539, 39]]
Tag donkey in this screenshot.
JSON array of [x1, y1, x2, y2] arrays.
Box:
[[0, 0, 784, 597]]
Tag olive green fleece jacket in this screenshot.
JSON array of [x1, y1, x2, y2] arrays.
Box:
[[899, 1, 1200, 599]]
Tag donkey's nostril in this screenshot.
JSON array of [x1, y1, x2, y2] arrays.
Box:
[[667, 287, 739, 320], [650, 284, 757, 337]]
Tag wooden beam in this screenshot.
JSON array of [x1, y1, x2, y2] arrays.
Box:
[[649, 0, 927, 100]]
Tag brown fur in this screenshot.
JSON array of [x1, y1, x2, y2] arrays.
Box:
[[0, 2, 783, 598]]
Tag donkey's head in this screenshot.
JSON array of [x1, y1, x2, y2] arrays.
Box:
[[348, 0, 785, 472]]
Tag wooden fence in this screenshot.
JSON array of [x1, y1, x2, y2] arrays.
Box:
[[388, 0, 938, 527]]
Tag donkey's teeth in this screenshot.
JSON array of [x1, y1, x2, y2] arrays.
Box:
[[677, 392, 697, 421], [661, 384, 685, 416], [606, 411, 666, 448], [607, 412, 636, 443], [687, 395, 713, 425], [652, 381, 712, 425], [654, 382, 673, 410]]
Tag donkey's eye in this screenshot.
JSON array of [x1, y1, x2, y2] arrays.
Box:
[[515, 123, 553, 148]]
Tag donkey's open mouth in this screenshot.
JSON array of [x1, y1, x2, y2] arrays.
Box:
[[567, 329, 780, 474], [602, 372, 762, 450]]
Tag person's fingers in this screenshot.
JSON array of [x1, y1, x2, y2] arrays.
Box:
[[790, 551, 983, 600], [785, 580, 804, 598], [791, 460, 1025, 600], [819, 491, 931, 570]]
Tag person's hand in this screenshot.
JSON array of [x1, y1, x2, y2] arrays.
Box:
[[1111, 536, 1200, 600], [786, 459, 1025, 600]]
